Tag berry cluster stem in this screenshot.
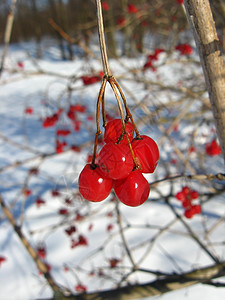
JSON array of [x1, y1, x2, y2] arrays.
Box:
[[95, 0, 112, 77], [94, 0, 140, 169], [112, 78, 141, 139], [108, 78, 139, 168], [91, 77, 107, 166]]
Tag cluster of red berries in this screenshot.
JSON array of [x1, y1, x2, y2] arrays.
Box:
[[175, 43, 193, 55], [143, 48, 165, 71], [175, 186, 201, 219], [103, 2, 138, 14], [81, 71, 104, 86], [42, 103, 93, 153], [79, 119, 159, 207]]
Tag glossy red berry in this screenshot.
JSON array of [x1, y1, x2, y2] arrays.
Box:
[[190, 190, 199, 199], [114, 170, 150, 207], [175, 191, 186, 201], [98, 143, 134, 180], [78, 164, 113, 202], [132, 135, 159, 173], [104, 119, 134, 144]]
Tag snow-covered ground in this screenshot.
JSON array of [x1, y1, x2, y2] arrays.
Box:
[[0, 40, 225, 300]]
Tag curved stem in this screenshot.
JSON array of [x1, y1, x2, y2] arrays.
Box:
[[112, 77, 141, 138], [108, 78, 139, 168], [91, 78, 107, 166]]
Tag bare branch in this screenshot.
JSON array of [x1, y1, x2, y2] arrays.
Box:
[[183, 0, 225, 163]]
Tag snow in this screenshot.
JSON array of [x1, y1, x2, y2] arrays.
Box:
[[0, 40, 225, 299]]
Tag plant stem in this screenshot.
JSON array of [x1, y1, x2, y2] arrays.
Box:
[[95, 0, 112, 77], [183, 0, 225, 164]]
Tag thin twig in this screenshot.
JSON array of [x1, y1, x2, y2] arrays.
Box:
[[0, 194, 68, 297], [150, 172, 225, 187], [115, 201, 137, 270]]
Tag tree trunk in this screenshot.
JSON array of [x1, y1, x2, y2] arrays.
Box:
[[183, 0, 225, 164]]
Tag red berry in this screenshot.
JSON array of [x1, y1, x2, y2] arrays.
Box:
[[184, 208, 194, 219], [205, 139, 221, 156], [56, 129, 71, 136], [98, 71, 104, 78], [127, 4, 138, 14], [17, 61, 24, 69], [81, 75, 100, 85], [154, 48, 164, 56], [78, 164, 113, 202], [37, 246, 46, 259], [175, 43, 193, 55], [132, 135, 159, 173], [117, 17, 126, 26], [0, 256, 7, 267], [52, 190, 60, 197], [102, 1, 109, 11], [175, 191, 186, 201], [114, 170, 150, 207], [98, 143, 134, 180], [75, 284, 87, 293], [190, 190, 199, 199], [42, 113, 59, 128], [182, 199, 191, 209], [192, 204, 201, 214], [25, 107, 33, 114], [71, 145, 81, 152], [65, 225, 76, 236], [71, 235, 88, 247], [58, 208, 69, 215], [109, 258, 121, 268], [107, 224, 114, 232], [67, 110, 76, 121], [56, 140, 67, 153], [143, 60, 154, 70], [104, 119, 134, 144], [23, 188, 32, 197], [35, 197, 45, 207], [69, 104, 86, 113], [182, 186, 191, 195]]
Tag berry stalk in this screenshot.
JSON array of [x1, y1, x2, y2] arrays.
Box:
[[95, 0, 112, 77]]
